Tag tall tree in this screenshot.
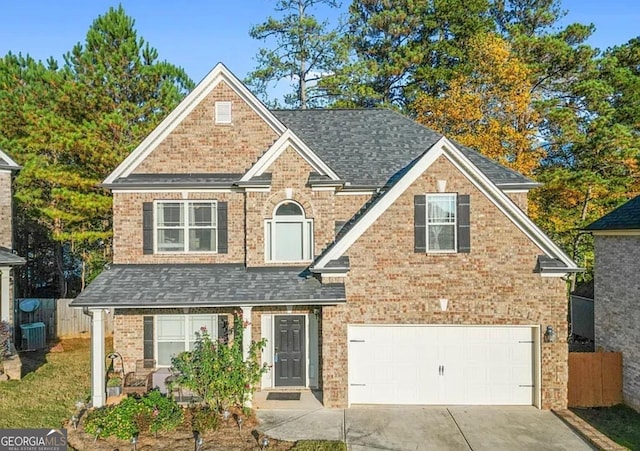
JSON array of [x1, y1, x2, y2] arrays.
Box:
[[246, 0, 347, 108], [414, 33, 541, 176], [0, 6, 193, 296], [321, 0, 495, 109], [530, 37, 640, 279]]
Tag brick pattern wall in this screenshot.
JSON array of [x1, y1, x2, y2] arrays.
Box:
[[594, 235, 640, 411], [244, 145, 370, 267], [506, 191, 529, 213], [112, 191, 244, 264], [0, 171, 13, 249], [320, 156, 568, 409], [113, 307, 234, 373], [133, 81, 278, 174]]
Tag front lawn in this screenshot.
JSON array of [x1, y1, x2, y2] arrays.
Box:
[[0, 337, 346, 450], [572, 405, 640, 449], [0, 338, 92, 428]]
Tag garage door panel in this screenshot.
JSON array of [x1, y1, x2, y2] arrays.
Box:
[[349, 325, 535, 406]]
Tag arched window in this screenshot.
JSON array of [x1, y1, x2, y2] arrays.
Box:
[[265, 201, 313, 262]]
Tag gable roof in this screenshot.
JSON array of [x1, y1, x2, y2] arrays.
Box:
[[240, 129, 341, 183], [273, 109, 538, 190], [585, 195, 640, 231], [103, 63, 287, 185], [311, 136, 581, 275], [0, 149, 20, 171]]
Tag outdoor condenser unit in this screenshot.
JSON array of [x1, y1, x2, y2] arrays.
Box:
[[20, 322, 46, 351]]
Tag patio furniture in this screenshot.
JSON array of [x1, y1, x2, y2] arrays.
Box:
[[123, 359, 155, 395]]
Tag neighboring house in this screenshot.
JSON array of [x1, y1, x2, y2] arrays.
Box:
[[0, 149, 25, 335], [585, 195, 640, 411], [72, 63, 582, 409], [570, 281, 594, 341]]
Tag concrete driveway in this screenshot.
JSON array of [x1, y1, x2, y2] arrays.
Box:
[[257, 405, 594, 450]]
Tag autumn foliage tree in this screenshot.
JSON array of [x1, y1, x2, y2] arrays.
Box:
[[414, 33, 541, 176]]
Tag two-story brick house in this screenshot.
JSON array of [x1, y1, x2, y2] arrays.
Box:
[[0, 149, 25, 334], [72, 63, 582, 409]]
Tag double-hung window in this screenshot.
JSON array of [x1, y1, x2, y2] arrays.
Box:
[[156, 314, 217, 366], [426, 194, 457, 252], [156, 201, 217, 252], [265, 201, 313, 262]]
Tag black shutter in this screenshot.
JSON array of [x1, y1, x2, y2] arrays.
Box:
[[142, 202, 154, 255], [217, 315, 229, 343], [217, 201, 228, 254], [143, 316, 154, 361], [457, 194, 471, 253], [414, 195, 426, 253]]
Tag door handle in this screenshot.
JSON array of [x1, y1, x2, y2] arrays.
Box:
[[438, 365, 443, 376]]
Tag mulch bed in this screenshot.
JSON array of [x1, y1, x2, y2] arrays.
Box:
[[66, 407, 295, 450]]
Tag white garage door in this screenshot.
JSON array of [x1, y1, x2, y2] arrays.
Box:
[[348, 325, 535, 405]]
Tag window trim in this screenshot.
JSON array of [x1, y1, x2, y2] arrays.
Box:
[[154, 200, 218, 254], [425, 193, 458, 253], [154, 314, 218, 367], [265, 201, 314, 263], [214, 101, 232, 124]]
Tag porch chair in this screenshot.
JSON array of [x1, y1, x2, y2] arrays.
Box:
[[123, 359, 156, 396]]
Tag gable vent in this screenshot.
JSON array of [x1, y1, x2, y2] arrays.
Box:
[[215, 101, 232, 124]]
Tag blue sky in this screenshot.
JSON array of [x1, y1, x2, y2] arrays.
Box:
[[0, 0, 638, 86]]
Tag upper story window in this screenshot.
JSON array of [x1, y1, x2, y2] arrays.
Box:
[[265, 201, 313, 262], [155, 201, 217, 253], [426, 194, 457, 252], [215, 101, 232, 124]]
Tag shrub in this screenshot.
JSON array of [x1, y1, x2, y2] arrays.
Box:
[[186, 405, 219, 433], [84, 390, 183, 440], [140, 389, 183, 435], [84, 396, 143, 440], [171, 314, 268, 411]]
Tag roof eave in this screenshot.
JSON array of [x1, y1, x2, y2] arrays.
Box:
[[70, 298, 347, 309]]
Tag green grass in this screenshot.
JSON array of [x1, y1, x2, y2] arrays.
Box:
[[291, 441, 347, 451], [572, 405, 640, 450], [0, 338, 91, 428]]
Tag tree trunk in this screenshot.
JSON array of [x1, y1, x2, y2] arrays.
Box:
[[55, 241, 67, 298]]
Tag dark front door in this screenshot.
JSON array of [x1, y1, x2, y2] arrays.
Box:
[[274, 315, 306, 386]]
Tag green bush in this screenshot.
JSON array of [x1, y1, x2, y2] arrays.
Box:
[[171, 314, 268, 411], [84, 396, 143, 440], [140, 389, 183, 434], [84, 390, 183, 440], [186, 405, 219, 433]]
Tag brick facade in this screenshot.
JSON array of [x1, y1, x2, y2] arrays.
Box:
[[320, 156, 568, 409], [594, 235, 640, 411], [133, 81, 278, 175], [0, 171, 13, 250], [107, 70, 571, 410]]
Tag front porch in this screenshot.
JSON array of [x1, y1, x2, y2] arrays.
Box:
[[70, 263, 345, 408]]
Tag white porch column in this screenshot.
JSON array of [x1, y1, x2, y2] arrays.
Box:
[[90, 308, 106, 408], [0, 267, 10, 324], [240, 306, 253, 361]]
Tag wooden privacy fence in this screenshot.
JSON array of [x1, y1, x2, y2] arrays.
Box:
[[568, 352, 623, 407], [14, 298, 114, 344]]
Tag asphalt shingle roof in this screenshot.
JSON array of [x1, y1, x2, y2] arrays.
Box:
[[71, 264, 346, 307], [0, 248, 25, 266], [273, 109, 537, 189], [585, 195, 640, 230]]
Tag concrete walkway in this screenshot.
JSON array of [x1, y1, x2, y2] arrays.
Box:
[[256, 405, 595, 450]]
